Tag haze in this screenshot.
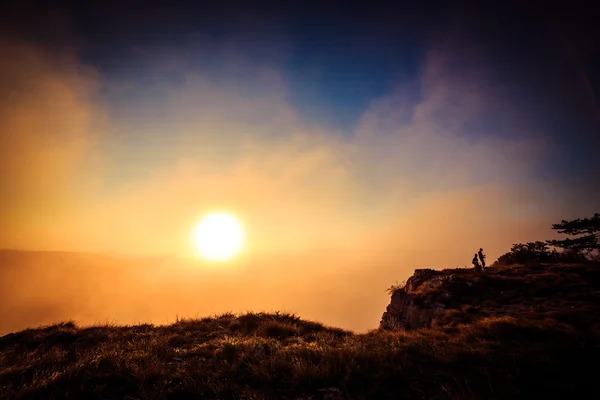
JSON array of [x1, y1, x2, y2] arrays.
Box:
[[1, 1, 599, 335]]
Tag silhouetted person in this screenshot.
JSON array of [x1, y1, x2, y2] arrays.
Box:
[[472, 253, 481, 272], [478, 248, 486, 269]]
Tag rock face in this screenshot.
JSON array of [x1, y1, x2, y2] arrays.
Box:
[[380, 269, 451, 331]]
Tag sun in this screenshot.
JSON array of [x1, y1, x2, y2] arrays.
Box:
[[192, 212, 245, 261]]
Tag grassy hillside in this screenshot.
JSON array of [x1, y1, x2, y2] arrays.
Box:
[[1, 262, 600, 399]]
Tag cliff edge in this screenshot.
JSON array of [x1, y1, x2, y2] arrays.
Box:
[[380, 262, 600, 331]]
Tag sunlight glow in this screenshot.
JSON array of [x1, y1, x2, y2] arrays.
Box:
[[192, 212, 245, 261]]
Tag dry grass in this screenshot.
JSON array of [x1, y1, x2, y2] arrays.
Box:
[[1, 262, 600, 399]]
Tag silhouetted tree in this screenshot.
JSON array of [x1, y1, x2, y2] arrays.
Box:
[[546, 213, 600, 256], [511, 241, 551, 255], [494, 241, 559, 266]]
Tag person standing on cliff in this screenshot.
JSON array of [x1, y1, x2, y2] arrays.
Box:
[[478, 248, 486, 269], [472, 253, 481, 272]]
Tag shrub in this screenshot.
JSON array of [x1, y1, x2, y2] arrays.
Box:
[[386, 280, 406, 295], [494, 241, 559, 266]]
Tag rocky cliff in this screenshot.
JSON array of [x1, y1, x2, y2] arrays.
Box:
[[380, 268, 455, 330], [380, 263, 600, 331]]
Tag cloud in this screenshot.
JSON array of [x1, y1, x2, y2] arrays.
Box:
[[0, 33, 570, 259], [0, 40, 105, 248]]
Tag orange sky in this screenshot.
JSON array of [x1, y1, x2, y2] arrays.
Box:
[[0, 38, 593, 334]]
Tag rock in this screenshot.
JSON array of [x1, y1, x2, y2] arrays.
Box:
[[380, 265, 494, 331], [405, 269, 439, 292], [380, 285, 447, 331], [379, 267, 493, 331]]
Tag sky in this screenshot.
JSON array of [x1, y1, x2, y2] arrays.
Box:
[[1, 0, 599, 334]]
